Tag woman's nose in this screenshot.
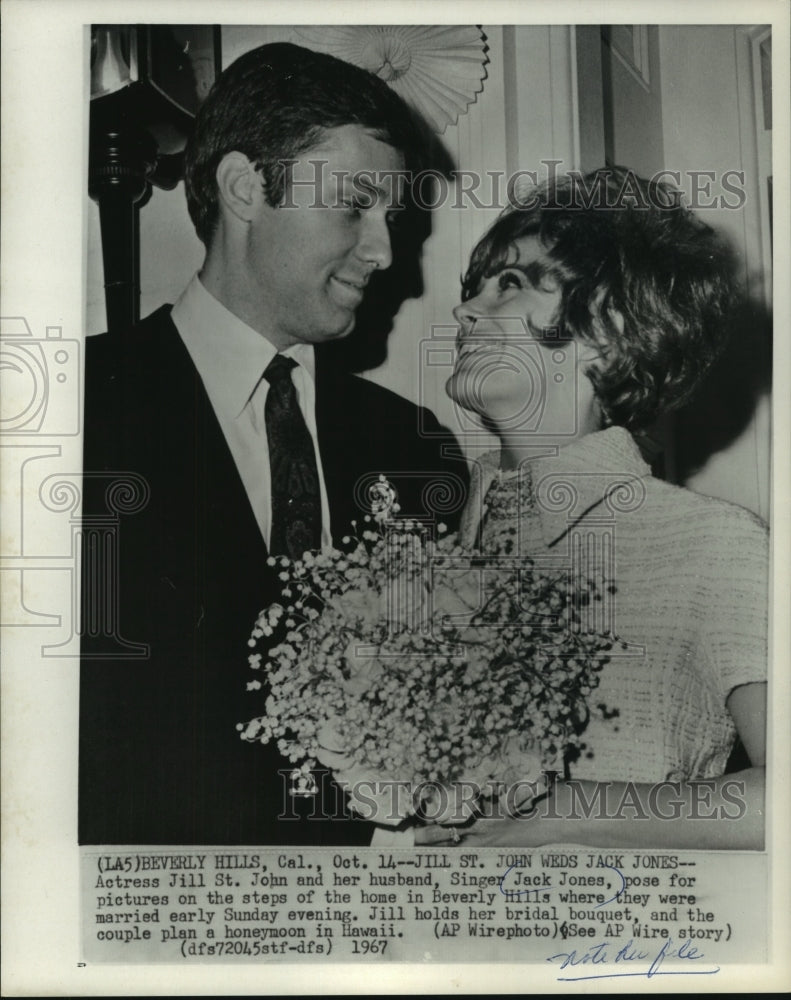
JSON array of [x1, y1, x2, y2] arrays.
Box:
[[453, 298, 481, 333]]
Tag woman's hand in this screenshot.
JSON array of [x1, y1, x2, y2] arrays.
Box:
[[415, 682, 767, 850], [414, 767, 766, 850], [415, 811, 550, 848]]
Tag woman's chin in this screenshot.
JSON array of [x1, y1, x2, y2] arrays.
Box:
[[445, 372, 484, 417], [446, 372, 527, 430]]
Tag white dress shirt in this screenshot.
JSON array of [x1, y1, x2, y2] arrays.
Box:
[[171, 274, 332, 550]]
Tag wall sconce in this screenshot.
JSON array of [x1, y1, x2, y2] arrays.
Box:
[[89, 25, 220, 332]]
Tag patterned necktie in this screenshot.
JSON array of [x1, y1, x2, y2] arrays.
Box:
[[264, 354, 322, 560]]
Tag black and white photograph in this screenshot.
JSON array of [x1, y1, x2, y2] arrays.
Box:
[[2, 0, 789, 994]]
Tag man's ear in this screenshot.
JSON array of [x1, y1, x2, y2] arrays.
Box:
[[215, 151, 265, 224]]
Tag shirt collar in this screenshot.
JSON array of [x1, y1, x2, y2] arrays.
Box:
[[471, 428, 651, 548], [530, 427, 651, 546], [171, 273, 316, 420]]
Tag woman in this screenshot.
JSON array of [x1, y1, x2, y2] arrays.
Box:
[[417, 167, 768, 849]]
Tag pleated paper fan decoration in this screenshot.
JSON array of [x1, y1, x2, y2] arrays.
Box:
[[293, 25, 488, 134]]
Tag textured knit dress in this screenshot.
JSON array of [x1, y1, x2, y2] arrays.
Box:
[[459, 427, 769, 783]]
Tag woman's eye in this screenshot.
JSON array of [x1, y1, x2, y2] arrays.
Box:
[[497, 271, 524, 292]]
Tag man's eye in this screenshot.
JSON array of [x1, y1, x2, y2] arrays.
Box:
[[386, 210, 404, 230]]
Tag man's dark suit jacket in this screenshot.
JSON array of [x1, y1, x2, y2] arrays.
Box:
[[79, 306, 468, 846]]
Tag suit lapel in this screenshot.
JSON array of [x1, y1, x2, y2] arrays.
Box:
[[154, 309, 270, 565]]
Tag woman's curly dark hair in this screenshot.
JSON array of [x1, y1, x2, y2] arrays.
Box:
[[461, 167, 737, 430]]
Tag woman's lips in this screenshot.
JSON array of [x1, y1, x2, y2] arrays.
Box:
[[456, 338, 507, 359]]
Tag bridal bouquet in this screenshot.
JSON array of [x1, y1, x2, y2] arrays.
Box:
[[239, 478, 616, 828]]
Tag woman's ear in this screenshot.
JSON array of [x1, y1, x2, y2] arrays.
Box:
[[606, 302, 626, 337], [568, 291, 623, 431], [215, 151, 264, 225], [577, 338, 603, 366], [583, 291, 625, 363]]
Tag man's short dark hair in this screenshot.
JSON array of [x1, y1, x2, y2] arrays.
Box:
[[184, 42, 421, 246], [462, 167, 737, 431]]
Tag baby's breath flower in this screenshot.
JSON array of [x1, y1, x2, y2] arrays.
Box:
[[239, 492, 616, 823]]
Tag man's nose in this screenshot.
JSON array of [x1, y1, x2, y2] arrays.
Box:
[[359, 213, 393, 271]]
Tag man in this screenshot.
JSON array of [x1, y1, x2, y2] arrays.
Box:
[[79, 43, 467, 846]]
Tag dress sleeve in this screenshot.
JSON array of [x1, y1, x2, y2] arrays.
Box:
[[699, 507, 769, 701]]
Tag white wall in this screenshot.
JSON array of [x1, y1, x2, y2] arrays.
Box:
[[658, 25, 771, 519]]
